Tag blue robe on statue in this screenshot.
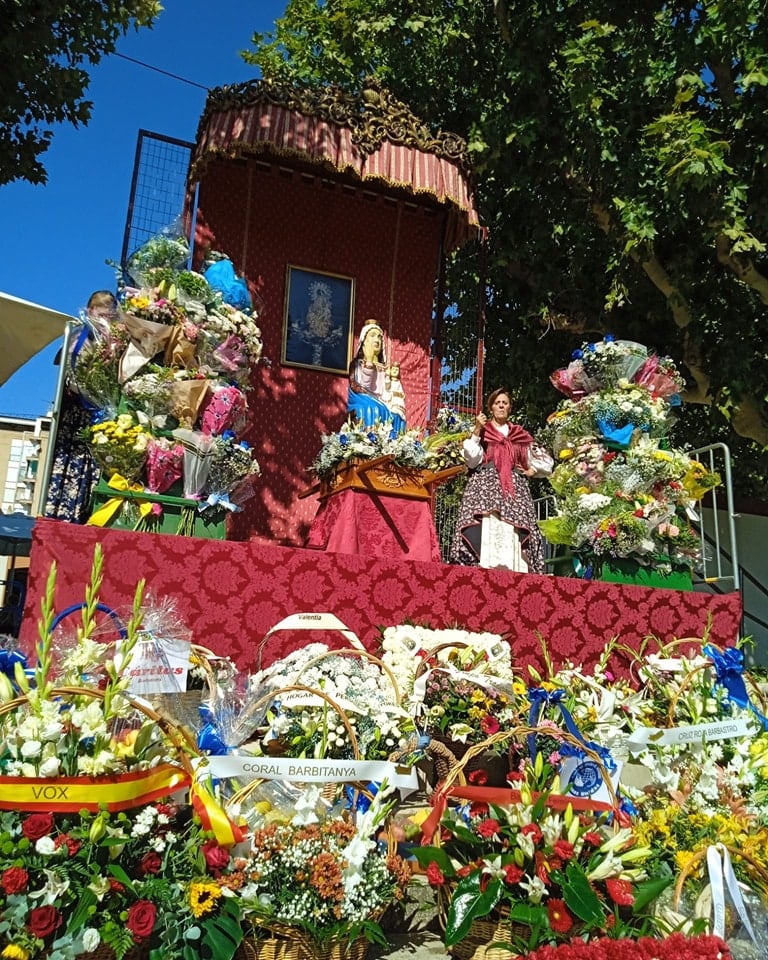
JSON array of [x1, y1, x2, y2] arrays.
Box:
[[348, 388, 405, 434]]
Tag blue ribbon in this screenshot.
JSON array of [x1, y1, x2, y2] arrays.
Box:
[[527, 687, 616, 774], [596, 418, 634, 449], [0, 649, 27, 681], [198, 492, 241, 514], [197, 721, 230, 755], [704, 644, 768, 730]]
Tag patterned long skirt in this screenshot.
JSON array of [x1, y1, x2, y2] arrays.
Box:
[[44, 390, 98, 524], [449, 463, 546, 574]]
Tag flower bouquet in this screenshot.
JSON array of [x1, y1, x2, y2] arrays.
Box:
[[238, 787, 410, 960], [309, 418, 435, 482], [82, 414, 151, 482], [414, 770, 668, 959], [0, 800, 243, 960], [246, 644, 410, 762]]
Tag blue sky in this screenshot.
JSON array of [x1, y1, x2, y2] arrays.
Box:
[[0, 0, 287, 419]]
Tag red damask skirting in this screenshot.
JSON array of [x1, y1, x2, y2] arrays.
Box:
[[20, 518, 742, 675]]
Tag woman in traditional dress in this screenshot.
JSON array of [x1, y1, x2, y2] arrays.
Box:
[[450, 388, 552, 573], [347, 319, 406, 432], [44, 290, 118, 523]]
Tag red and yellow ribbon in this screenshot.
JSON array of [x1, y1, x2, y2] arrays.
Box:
[[191, 777, 247, 847], [87, 473, 154, 527], [0, 763, 190, 812]]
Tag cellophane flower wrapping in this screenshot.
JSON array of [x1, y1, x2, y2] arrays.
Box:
[[171, 428, 215, 498], [200, 385, 248, 436], [125, 225, 190, 288], [203, 436, 260, 505], [69, 319, 129, 413], [145, 437, 185, 494]]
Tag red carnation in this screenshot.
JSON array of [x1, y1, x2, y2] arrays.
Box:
[[425, 862, 445, 887], [54, 834, 81, 857], [126, 900, 157, 941], [468, 769, 489, 786], [27, 905, 62, 939], [553, 840, 575, 861], [140, 852, 162, 875], [22, 812, 54, 842], [503, 864, 523, 885], [521, 823, 543, 844], [477, 818, 501, 839], [583, 831, 603, 847], [480, 715, 500, 735], [469, 801, 490, 818], [2, 866, 29, 894], [547, 898, 574, 934], [202, 840, 230, 874], [606, 877, 635, 906]]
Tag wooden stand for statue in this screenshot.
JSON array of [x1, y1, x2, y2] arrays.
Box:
[[303, 457, 465, 561], [301, 455, 464, 501]]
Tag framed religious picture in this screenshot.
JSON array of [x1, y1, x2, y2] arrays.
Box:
[[282, 265, 355, 374]]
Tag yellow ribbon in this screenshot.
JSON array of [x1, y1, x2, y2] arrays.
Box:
[[191, 778, 246, 847], [0, 763, 190, 812], [88, 473, 154, 527]]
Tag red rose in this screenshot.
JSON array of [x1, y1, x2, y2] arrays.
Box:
[[27, 905, 62, 939], [140, 852, 162, 875], [2, 866, 29, 894], [202, 840, 230, 874], [425, 862, 445, 887], [22, 812, 54, 842], [126, 900, 157, 941]]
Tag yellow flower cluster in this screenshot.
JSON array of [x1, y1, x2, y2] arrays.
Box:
[[90, 414, 150, 453]]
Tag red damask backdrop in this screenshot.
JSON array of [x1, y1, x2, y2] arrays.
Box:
[[20, 519, 743, 677], [193, 159, 444, 548]]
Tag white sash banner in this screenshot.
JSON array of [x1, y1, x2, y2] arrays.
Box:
[[262, 613, 364, 650], [200, 755, 418, 794], [707, 843, 760, 949], [626, 717, 753, 753]]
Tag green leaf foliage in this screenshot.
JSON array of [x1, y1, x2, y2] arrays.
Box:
[[445, 872, 503, 947], [0, 1, 161, 185]]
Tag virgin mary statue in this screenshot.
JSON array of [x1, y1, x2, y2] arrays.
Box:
[[347, 320, 406, 433]]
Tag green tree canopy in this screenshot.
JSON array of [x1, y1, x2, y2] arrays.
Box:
[[245, 0, 768, 497], [0, 1, 160, 186]]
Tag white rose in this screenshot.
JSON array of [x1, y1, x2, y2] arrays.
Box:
[[38, 756, 61, 777], [81, 929, 101, 953], [35, 836, 57, 855], [20, 739, 42, 759]]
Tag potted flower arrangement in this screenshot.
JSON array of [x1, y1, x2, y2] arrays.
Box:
[[238, 787, 410, 960], [414, 774, 669, 958]]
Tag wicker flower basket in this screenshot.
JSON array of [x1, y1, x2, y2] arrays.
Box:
[[450, 907, 530, 960], [237, 915, 380, 960], [0, 685, 194, 812]]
